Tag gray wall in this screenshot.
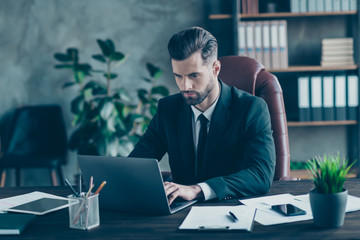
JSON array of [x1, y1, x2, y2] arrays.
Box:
[[0, 0, 349, 186], [0, 0, 206, 186]]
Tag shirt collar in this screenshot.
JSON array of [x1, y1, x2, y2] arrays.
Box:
[[191, 93, 220, 122]]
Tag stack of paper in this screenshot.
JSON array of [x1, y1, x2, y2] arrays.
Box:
[[321, 38, 354, 67]]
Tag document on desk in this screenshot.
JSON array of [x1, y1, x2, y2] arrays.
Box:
[[240, 193, 360, 226], [240, 194, 313, 226], [0, 191, 67, 213], [179, 206, 256, 231]]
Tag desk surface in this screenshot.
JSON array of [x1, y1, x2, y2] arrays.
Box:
[[1, 179, 360, 240]]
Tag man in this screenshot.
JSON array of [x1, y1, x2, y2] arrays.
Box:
[[129, 26, 275, 204]]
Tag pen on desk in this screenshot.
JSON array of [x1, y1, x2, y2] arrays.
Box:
[[94, 181, 107, 195], [79, 174, 82, 194], [65, 179, 79, 197], [228, 211, 238, 222]]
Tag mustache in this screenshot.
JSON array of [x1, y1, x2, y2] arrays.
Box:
[[181, 90, 199, 94]]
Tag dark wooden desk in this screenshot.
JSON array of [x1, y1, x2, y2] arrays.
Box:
[[2, 179, 360, 239]]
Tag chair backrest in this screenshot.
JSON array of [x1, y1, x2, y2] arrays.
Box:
[[219, 56, 290, 180], [3, 105, 67, 163]]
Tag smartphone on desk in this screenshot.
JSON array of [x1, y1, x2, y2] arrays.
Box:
[[271, 204, 306, 216]]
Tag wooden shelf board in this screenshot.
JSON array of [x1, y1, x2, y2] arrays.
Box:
[[288, 120, 357, 127], [268, 65, 358, 72], [209, 11, 357, 20]]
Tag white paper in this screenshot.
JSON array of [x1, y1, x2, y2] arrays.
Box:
[[179, 206, 256, 231], [0, 191, 67, 213], [241, 193, 360, 226], [240, 194, 313, 226]]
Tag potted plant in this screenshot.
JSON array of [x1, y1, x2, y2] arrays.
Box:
[[306, 153, 355, 228], [53, 39, 169, 157]]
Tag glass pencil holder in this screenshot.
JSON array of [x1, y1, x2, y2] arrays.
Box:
[[68, 193, 100, 230]]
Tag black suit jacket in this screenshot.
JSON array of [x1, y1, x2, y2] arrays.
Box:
[[129, 80, 275, 200]]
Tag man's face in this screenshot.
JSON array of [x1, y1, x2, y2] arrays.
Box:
[[171, 51, 219, 106]]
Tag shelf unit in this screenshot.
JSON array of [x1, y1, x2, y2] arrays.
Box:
[[206, 0, 360, 168]]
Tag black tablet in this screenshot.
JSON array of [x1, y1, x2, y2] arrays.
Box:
[[7, 198, 69, 215]]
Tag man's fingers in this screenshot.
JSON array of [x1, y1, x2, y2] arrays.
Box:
[[168, 190, 179, 205]]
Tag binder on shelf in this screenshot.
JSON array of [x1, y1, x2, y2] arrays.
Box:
[[317, 0, 325, 12], [254, 22, 263, 64], [350, 0, 357, 10], [298, 76, 311, 121], [335, 75, 347, 120], [270, 21, 280, 69], [291, 0, 301, 12], [323, 76, 335, 121], [246, 21, 256, 59], [311, 76, 323, 121], [238, 22, 247, 56], [278, 20, 288, 69], [333, 0, 341, 11], [241, 0, 248, 14], [342, 0, 350, 11], [308, 0, 317, 12], [325, 0, 333, 11], [262, 21, 271, 69], [347, 75, 358, 120], [299, 0, 307, 12]]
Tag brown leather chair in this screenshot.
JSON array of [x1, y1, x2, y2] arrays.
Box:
[[218, 56, 290, 180]]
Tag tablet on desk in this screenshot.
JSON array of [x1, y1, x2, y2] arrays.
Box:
[[7, 198, 69, 215]]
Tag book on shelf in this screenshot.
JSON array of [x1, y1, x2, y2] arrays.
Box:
[[347, 75, 359, 120], [241, 0, 258, 14], [291, 0, 356, 13], [321, 37, 354, 67], [323, 76, 335, 121], [298, 76, 311, 121], [335, 75, 347, 120], [238, 20, 288, 69], [322, 38, 353, 45], [310, 76, 323, 121]]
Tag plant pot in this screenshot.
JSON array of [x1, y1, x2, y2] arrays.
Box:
[[309, 188, 348, 228]]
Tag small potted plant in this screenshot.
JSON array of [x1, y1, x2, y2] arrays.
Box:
[[307, 153, 354, 228]]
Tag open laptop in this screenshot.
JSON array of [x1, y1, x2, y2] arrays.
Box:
[[78, 155, 196, 215]]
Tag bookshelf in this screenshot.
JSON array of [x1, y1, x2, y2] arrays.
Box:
[[206, 0, 360, 167]]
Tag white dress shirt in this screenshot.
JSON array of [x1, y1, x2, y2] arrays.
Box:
[[191, 96, 219, 201]]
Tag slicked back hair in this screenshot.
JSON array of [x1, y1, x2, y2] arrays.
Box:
[[167, 26, 218, 65]]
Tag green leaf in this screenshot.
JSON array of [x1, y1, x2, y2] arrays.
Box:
[[54, 53, 72, 62], [74, 70, 86, 84], [92, 54, 107, 63], [83, 88, 93, 101], [116, 88, 132, 102], [150, 105, 157, 116], [138, 89, 148, 102], [151, 86, 169, 96], [71, 96, 84, 114], [66, 48, 79, 62], [97, 39, 112, 57], [54, 64, 73, 69], [110, 52, 125, 61], [62, 82, 76, 89], [146, 63, 163, 79], [106, 39, 115, 53], [100, 101, 115, 120], [83, 81, 107, 95], [104, 73, 118, 79]]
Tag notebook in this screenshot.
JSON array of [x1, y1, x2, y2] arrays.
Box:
[[0, 213, 36, 235], [78, 155, 197, 215]]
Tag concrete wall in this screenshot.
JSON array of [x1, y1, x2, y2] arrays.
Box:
[[0, 0, 206, 186], [0, 0, 350, 186]]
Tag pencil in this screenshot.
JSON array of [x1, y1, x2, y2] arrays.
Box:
[[94, 181, 107, 195]]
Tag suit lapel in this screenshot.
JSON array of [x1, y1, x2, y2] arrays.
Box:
[[204, 81, 232, 166], [177, 102, 196, 181]]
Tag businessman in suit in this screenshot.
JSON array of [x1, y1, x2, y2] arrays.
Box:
[[129, 26, 275, 204]]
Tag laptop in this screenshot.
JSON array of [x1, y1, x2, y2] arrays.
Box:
[[77, 155, 197, 215]]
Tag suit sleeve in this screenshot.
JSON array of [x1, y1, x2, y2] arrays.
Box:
[[128, 101, 167, 161], [205, 98, 276, 200]]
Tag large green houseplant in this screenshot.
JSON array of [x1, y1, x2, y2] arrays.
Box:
[[306, 153, 354, 228], [54, 39, 169, 156]]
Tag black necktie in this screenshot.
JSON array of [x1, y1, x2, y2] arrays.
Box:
[[196, 114, 208, 181]]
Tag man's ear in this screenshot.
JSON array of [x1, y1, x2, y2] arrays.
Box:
[[213, 60, 221, 77]]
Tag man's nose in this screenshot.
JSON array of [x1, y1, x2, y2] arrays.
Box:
[[182, 77, 192, 91]]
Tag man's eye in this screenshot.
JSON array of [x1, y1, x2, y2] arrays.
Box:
[[190, 74, 198, 78]]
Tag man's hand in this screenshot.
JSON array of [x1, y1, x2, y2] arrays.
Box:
[[164, 182, 204, 205]]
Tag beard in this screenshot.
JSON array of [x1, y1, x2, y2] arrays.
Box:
[[180, 77, 215, 106]]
